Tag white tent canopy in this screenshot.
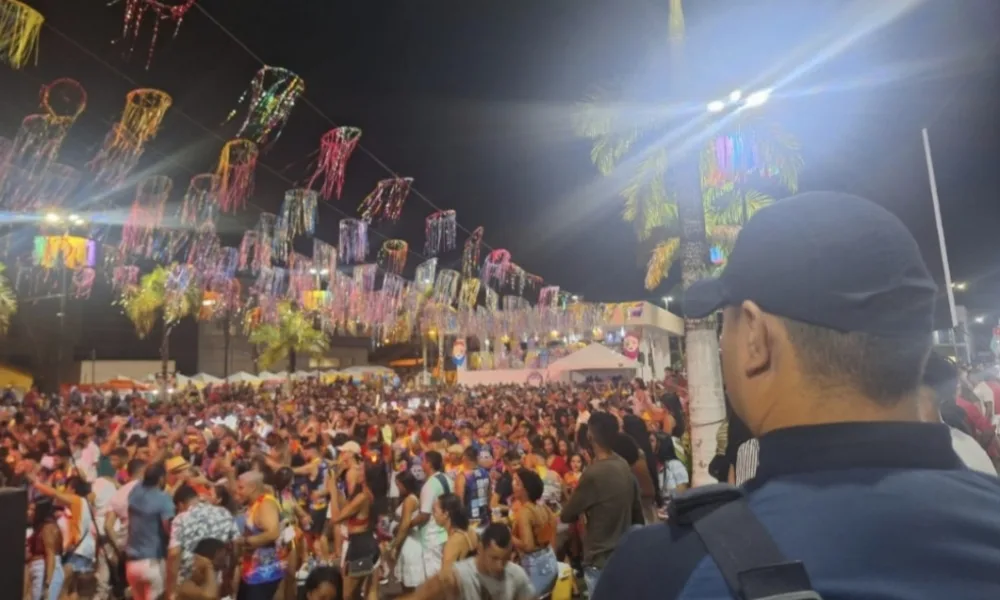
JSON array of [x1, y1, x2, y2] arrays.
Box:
[[547, 343, 639, 381], [227, 371, 259, 383], [191, 373, 223, 384]]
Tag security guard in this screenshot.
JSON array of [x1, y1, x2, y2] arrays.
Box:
[[595, 192, 1000, 599]]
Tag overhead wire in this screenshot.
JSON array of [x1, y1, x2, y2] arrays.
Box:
[[39, 22, 435, 272], [191, 3, 504, 259]]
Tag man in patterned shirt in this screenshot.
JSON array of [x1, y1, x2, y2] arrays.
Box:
[[167, 483, 239, 593]]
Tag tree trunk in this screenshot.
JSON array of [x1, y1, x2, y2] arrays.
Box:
[[160, 324, 173, 401], [675, 158, 727, 487], [289, 348, 297, 373]]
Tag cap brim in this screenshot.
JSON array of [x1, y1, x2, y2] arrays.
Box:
[[682, 278, 728, 319]]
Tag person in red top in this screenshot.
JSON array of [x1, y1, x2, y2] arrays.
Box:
[[955, 393, 1000, 459]]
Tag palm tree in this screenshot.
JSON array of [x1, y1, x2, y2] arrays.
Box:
[[574, 0, 802, 485], [0, 263, 18, 335], [249, 301, 329, 372], [120, 265, 202, 396]]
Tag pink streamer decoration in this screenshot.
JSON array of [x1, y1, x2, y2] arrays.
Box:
[[308, 126, 362, 200], [481, 249, 511, 287], [359, 177, 412, 223], [180, 173, 220, 226], [73, 267, 95, 299]]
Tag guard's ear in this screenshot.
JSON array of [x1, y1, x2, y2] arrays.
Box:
[[740, 301, 771, 378]]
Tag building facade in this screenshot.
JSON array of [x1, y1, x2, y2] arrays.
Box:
[[195, 321, 371, 377]]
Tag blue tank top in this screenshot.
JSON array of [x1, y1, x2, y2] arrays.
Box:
[[464, 467, 492, 522]]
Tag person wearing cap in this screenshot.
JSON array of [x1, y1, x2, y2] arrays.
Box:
[[593, 192, 1000, 599]]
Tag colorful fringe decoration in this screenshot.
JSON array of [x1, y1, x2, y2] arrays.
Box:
[[312, 239, 337, 280], [179, 173, 220, 227], [379, 239, 408, 275], [462, 226, 483, 278], [120, 0, 197, 69], [111, 264, 139, 292], [459, 278, 481, 309], [40, 78, 87, 122], [308, 126, 361, 200], [280, 188, 318, 238], [359, 177, 412, 223], [425, 209, 456, 256], [0, 0, 43, 69], [481, 249, 511, 287], [433, 269, 460, 305], [90, 89, 171, 187], [226, 66, 305, 146], [414, 258, 437, 296], [216, 138, 257, 212], [338, 218, 367, 264], [72, 267, 95, 299]]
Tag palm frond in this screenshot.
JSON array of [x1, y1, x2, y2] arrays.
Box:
[[250, 301, 328, 370], [621, 148, 674, 240], [645, 237, 680, 291], [705, 188, 776, 227]]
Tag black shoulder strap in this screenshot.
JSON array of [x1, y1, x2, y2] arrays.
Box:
[[670, 484, 823, 600], [435, 472, 451, 494]]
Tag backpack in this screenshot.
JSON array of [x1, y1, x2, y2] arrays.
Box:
[[669, 484, 823, 600]]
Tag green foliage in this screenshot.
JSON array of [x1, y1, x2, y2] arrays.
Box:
[[0, 263, 17, 335], [575, 91, 803, 291], [248, 301, 329, 370], [119, 265, 201, 339]]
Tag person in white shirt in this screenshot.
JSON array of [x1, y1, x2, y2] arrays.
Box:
[[106, 459, 148, 553], [919, 353, 996, 476]]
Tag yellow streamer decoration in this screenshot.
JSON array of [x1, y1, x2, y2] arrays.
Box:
[[0, 0, 42, 69], [121, 88, 172, 144]]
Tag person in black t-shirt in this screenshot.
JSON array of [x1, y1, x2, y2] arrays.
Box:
[[490, 450, 522, 511]]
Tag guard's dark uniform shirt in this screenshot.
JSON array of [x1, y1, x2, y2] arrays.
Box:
[[594, 422, 1000, 599]]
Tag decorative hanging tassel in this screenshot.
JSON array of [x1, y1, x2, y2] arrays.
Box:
[[308, 126, 361, 200], [72, 267, 95, 298], [462, 226, 483, 278], [179, 173, 220, 227], [425, 209, 457, 256], [433, 269, 460, 305], [459, 278, 481, 309], [0, 0, 43, 69], [225, 66, 305, 147], [481, 249, 511, 287], [120, 0, 197, 69], [338, 218, 367, 264], [239, 230, 258, 271], [414, 258, 437, 295], [378, 239, 408, 275], [312, 239, 337, 280], [280, 188, 318, 238], [216, 138, 258, 212], [359, 177, 413, 222]]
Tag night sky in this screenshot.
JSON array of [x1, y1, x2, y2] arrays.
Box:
[[0, 0, 998, 371]]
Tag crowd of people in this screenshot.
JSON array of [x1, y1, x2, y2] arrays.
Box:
[[5, 369, 693, 600], [7, 192, 1000, 600]]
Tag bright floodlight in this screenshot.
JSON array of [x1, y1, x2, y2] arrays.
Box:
[[729, 90, 742, 102], [975, 316, 986, 324], [309, 268, 318, 275], [744, 89, 771, 107], [706, 100, 726, 113], [44, 212, 62, 223]]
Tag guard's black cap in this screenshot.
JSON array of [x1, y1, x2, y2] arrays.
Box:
[[683, 192, 937, 335]]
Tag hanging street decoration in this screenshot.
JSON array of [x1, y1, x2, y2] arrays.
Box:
[[308, 126, 361, 200], [226, 66, 305, 147], [359, 177, 412, 222]]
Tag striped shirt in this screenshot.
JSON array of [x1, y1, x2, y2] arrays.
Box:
[[734, 438, 759, 485]]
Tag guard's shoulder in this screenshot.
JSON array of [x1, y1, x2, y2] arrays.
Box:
[[593, 519, 709, 600]]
